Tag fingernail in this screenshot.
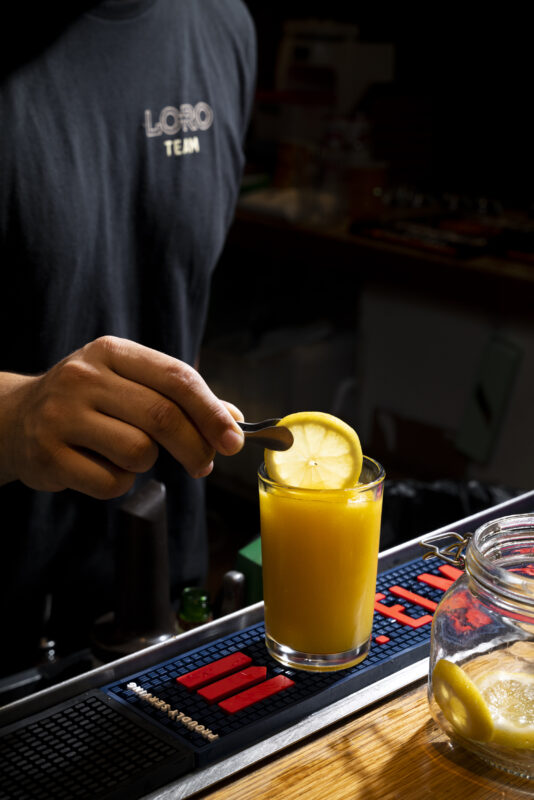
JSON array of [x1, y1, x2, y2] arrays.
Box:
[[221, 427, 244, 455], [197, 461, 214, 478]]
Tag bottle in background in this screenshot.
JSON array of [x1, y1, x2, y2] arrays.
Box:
[[177, 587, 213, 632]]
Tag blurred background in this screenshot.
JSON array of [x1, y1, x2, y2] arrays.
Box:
[[203, 4, 533, 591]]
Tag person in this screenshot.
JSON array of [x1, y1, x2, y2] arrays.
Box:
[[0, 0, 257, 675]]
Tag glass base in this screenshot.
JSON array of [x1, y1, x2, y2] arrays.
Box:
[[265, 632, 370, 672], [431, 704, 534, 780]]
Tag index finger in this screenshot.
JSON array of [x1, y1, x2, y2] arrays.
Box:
[[87, 336, 244, 455]]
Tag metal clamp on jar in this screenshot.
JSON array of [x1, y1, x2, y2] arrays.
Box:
[[420, 513, 534, 779]]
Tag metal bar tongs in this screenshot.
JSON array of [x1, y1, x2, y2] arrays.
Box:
[[238, 419, 294, 451]]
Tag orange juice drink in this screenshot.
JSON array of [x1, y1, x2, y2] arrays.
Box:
[[259, 455, 384, 671]]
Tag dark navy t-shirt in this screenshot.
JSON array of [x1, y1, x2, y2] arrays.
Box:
[[0, 0, 256, 671]]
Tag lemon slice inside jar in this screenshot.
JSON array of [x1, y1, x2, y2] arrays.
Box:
[[476, 669, 534, 749], [264, 411, 363, 490], [432, 658, 494, 742]]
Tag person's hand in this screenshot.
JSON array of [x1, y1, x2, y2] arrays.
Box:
[[0, 336, 244, 499]]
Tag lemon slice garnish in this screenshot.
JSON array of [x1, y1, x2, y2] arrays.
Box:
[[432, 659, 494, 742], [476, 670, 534, 749], [264, 411, 363, 490]]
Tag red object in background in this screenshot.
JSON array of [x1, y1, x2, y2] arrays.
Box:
[[417, 564, 464, 592], [438, 564, 464, 581], [443, 587, 494, 632], [218, 675, 295, 714], [375, 635, 390, 645], [177, 652, 252, 690], [388, 585, 438, 612], [374, 593, 433, 628], [374, 564, 464, 629], [417, 573, 454, 592], [198, 667, 267, 704]]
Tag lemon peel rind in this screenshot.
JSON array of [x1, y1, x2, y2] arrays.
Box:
[[491, 726, 534, 750], [432, 659, 494, 743]]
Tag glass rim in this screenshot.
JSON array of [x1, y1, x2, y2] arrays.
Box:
[[258, 455, 385, 495], [467, 513, 534, 608]]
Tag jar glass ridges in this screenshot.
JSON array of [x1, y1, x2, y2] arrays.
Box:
[[428, 514, 534, 779]]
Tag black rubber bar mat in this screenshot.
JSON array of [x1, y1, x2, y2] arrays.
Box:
[[0, 554, 463, 799]]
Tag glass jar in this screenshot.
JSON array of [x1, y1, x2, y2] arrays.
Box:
[[424, 513, 534, 779]]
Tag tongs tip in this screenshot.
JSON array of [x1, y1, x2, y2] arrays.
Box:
[[238, 419, 293, 451]]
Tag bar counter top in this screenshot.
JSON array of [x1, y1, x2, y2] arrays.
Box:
[[197, 679, 534, 800]]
